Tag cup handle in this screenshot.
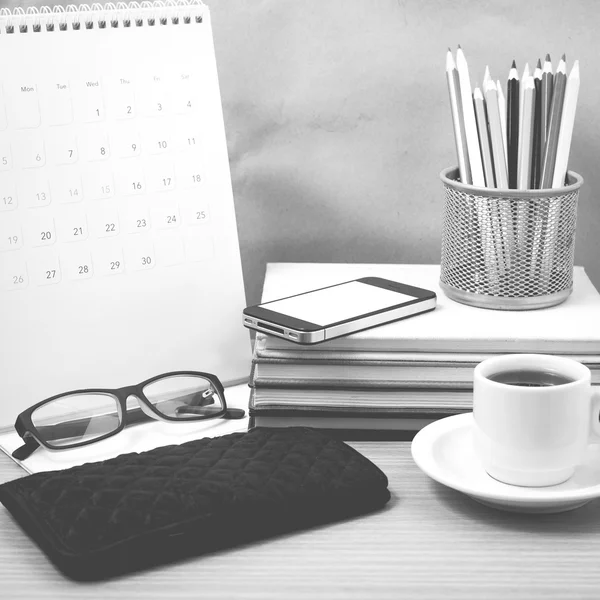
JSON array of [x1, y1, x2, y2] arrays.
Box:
[[590, 389, 600, 443]]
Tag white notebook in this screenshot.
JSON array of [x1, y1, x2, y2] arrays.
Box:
[[0, 2, 251, 427], [258, 263, 600, 354]]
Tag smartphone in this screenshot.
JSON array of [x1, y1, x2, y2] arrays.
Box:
[[242, 277, 437, 345]]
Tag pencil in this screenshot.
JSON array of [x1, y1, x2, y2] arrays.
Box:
[[552, 59, 580, 188], [517, 76, 535, 190], [483, 65, 492, 90], [541, 54, 554, 150], [445, 49, 471, 184], [497, 79, 508, 166], [531, 59, 543, 188], [456, 46, 485, 186], [540, 56, 567, 188], [507, 60, 520, 188], [484, 79, 508, 188], [473, 86, 495, 187]]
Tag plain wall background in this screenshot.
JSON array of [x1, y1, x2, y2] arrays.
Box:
[[3, 0, 599, 305]]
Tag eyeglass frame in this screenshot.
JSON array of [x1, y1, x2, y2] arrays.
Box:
[[12, 370, 245, 460]]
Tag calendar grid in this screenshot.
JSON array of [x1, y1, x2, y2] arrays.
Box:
[[0, 3, 215, 292]]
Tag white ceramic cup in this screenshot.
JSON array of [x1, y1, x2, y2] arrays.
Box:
[[473, 354, 600, 487]]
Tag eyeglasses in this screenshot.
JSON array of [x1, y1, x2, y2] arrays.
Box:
[[12, 371, 245, 461]]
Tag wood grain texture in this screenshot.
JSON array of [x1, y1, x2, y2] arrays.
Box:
[[1, 443, 600, 599]]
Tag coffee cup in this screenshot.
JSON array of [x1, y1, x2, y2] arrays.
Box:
[[473, 354, 600, 487]]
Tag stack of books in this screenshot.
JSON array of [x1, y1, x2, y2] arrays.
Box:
[[248, 263, 600, 439]]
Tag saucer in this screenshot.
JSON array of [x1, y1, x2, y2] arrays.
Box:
[[411, 413, 600, 513]]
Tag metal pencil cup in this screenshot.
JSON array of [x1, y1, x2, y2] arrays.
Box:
[[439, 167, 584, 310]]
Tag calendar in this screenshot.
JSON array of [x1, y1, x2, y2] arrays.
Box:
[[0, 2, 251, 426]]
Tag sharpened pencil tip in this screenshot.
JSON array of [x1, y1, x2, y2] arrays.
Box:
[[458, 44, 462, 49], [571, 59, 580, 76], [546, 53, 551, 61], [561, 53, 566, 61], [537, 58, 542, 68], [511, 59, 516, 68], [448, 47, 451, 52]]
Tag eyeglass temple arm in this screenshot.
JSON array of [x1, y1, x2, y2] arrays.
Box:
[[175, 406, 246, 419], [204, 387, 246, 418], [12, 437, 40, 461], [173, 389, 245, 419], [224, 408, 245, 419]]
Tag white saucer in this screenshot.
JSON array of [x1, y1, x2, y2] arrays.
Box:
[[411, 413, 600, 514]]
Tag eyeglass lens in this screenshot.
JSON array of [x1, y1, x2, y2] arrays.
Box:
[[31, 393, 121, 447], [143, 375, 223, 419]]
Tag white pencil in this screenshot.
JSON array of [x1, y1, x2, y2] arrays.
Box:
[[496, 79, 508, 166], [483, 65, 492, 90], [456, 46, 485, 186], [445, 49, 471, 184], [519, 62, 530, 142], [552, 60, 580, 188], [517, 76, 536, 190], [484, 80, 508, 188]]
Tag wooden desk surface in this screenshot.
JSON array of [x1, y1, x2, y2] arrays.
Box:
[[1, 441, 599, 600]]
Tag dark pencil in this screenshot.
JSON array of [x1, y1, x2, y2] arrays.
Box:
[[507, 60, 520, 189], [531, 59, 543, 188], [540, 56, 567, 188]]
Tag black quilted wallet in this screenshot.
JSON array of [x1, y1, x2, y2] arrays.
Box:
[[0, 427, 390, 581]]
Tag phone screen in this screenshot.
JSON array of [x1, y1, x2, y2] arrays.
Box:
[[259, 281, 416, 326]]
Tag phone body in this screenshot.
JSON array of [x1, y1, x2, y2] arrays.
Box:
[[242, 277, 437, 345]]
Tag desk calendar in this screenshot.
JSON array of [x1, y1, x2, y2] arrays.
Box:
[[0, 1, 251, 427]]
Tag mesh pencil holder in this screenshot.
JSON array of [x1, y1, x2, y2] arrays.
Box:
[[439, 167, 584, 310]]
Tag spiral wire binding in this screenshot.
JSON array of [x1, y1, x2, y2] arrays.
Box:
[[0, 0, 204, 33]]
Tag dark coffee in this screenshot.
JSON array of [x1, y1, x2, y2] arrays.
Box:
[[487, 369, 576, 388]]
